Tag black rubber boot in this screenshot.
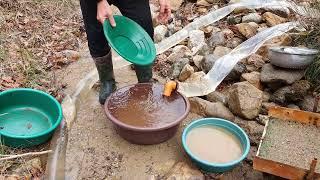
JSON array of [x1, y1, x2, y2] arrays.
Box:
[[93, 52, 116, 105], [134, 65, 157, 83]]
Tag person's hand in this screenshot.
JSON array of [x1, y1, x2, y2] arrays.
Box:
[[97, 0, 116, 27], [157, 0, 171, 24]]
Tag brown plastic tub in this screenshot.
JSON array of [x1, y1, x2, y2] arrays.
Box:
[[104, 83, 190, 145]]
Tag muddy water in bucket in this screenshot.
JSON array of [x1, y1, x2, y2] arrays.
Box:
[[107, 83, 186, 128], [186, 126, 243, 164]]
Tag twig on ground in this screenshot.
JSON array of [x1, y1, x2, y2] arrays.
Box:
[[0, 150, 52, 161]]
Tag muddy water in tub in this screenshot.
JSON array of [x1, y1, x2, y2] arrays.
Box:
[[107, 83, 186, 128], [186, 126, 243, 164]]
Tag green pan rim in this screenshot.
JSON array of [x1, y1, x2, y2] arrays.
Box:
[[102, 15, 156, 66], [0, 88, 63, 139]]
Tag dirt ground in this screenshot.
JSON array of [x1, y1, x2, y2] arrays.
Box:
[[56, 51, 279, 180], [58, 51, 202, 179], [1, 0, 319, 179]]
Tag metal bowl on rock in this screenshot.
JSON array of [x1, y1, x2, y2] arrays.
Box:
[[268, 46, 319, 69]]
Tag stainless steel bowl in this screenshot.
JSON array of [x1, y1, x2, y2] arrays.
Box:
[[268, 46, 319, 69]]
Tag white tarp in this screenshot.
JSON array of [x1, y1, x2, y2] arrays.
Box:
[[178, 22, 298, 97], [155, 0, 310, 55]]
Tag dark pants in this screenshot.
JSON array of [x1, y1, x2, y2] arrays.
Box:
[[80, 0, 154, 58]]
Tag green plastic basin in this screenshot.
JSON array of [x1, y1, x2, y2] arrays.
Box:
[[0, 88, 63, 148], [103, 15, 156, 66]]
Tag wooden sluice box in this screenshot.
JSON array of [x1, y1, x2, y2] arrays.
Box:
[[253, 107, 320, 179]]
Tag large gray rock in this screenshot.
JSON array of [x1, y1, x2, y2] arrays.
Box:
[[286, 80, 311, 102], [167, 21, 179, 36], [270, 80, 310, 105], [172, 45, 191, 56], [225, 62, 247, 81], [200, 54, 218, 73], [270, 86, 293, 105], [227, 15, 242, 25], [179, 64, 194, 82], [191, 42, 209, 56], [291, 80, 311, 95], [206, 91, 228, 105], [167, 45, 192, 62], [257, 23, 269, 32], [190, 97, 235, 120], [260, 63, 304, 89], [262, 12, 287, 27], [185, 71, 206, 83], [263, 6, 290, 17], [226, 37, 243, 49], [201, 25, 214, 36], [221, 28, 235, 39], [298, 95, 320, 112], [241, 71, 262, 90], [246, 54, 266, 71], [248, 22, 259, 30], [208, 31, 226, 47], [171, 58, 189, 79], [188, 30, 205, 49], [242, 13, 262, 23], [173, 45, 191, 54], [213, 46, 232, 58], [228, 81, 263, 119], [192, 55, 204, 69], [236, 23, 258, 39], [208, 26, 222, 36], [154, 25, 168, 43]]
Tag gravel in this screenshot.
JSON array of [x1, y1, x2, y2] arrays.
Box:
[[259, 118, 320, 173]]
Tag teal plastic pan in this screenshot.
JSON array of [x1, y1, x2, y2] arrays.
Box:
[[103, 15, 156, 66]]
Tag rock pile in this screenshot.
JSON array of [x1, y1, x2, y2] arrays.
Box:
[[151, 0, 319, 178]]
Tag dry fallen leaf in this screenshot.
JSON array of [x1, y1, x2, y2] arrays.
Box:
[[1, 76, 14, 83], [1, 82, 21, 88]]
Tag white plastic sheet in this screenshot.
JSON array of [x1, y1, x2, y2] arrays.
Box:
[[178, 22, 298, 97], [155, 0, 305, 55]]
